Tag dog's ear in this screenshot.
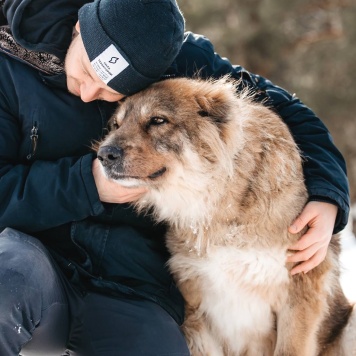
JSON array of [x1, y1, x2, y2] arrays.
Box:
[[194, 82, 233, 126]]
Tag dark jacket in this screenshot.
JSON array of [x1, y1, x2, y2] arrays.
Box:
[[0, 0, 349, 325]]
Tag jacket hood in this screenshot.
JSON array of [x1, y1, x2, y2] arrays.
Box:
[[3, 0, 88, 61]]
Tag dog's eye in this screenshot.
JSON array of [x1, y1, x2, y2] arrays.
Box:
[[110, 120, 119, 131], [149, 117, 168, 126], [198, 110, 209, 117]]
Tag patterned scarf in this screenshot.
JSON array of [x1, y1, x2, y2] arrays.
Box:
[[0, 25, 64, 75]]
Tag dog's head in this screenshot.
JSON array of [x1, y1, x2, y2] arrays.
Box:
[[96, 77, 244, 191]]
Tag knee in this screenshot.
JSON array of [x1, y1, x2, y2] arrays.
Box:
[[0, 230, 69, 355], [0, 229, 61, 302], [0, 230, 43, 303], [0, 229, 49, 281]]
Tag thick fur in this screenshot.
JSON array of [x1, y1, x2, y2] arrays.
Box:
[[96, 77, 355, 355]]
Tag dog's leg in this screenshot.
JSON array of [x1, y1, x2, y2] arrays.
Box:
[[274, 306, 321, 356], [182, 304, 224, 356], [273, 273, 327, 356], [173, 276, 224, 356]]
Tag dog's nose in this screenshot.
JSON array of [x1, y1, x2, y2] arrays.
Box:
[[97, 145, 123, 164]]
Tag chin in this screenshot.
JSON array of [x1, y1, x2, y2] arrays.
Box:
[[111, 177, 146, 188]]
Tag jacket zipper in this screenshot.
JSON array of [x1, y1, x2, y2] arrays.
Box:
[[26, 122, 39, 160]]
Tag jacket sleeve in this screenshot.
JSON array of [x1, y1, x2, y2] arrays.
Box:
[[256, 79, 349, 233], [0, 95, 104, 233], [176, 32, 350, 233]]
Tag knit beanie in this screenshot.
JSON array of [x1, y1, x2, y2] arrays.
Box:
[[78, 0, 185, 96]]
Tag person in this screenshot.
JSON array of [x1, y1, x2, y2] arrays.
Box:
[[0, 0, 349, 355]]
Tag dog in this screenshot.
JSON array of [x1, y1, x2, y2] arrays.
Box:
[[96, 77, 355, 355]]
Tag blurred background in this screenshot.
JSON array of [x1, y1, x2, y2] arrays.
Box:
[[179, 0, 356, 231]]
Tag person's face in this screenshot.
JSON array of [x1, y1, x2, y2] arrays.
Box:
[[64, 23, 125, 103]]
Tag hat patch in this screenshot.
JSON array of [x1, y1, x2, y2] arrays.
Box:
[[91, 44, 129, 84]]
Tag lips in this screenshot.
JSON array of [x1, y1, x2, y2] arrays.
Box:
[[148, 167, 167, 179], [105, 167, 167, 181]]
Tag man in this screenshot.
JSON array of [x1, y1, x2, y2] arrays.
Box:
[[0, 0, 349, 355]]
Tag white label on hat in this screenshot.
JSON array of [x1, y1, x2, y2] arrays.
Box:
[[90, 44, 129, 84]]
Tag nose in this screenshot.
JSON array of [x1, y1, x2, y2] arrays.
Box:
[[97, 145, 124, 165], [79, 82, 101, 102]]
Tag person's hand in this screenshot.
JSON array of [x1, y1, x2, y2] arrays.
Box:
[[286, 201, 338, 275], [92, 158, 148, 203]]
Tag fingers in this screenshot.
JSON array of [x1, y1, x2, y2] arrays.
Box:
[[289, 249, 328, 275], [286, 201, 338, 275], [288, 203, 316, 234], [287, 239, 320, 263], [289, 226, 329, 251], [287, 226, 331, 274]]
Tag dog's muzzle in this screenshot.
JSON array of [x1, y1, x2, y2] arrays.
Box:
[[97, 145, 167, 180]]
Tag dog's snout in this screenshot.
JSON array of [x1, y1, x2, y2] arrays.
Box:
[[97, 145, 123, 164]]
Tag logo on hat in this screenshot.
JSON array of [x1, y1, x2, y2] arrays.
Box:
[[91, 45, 129, 84], [109, 57, 120, 64]]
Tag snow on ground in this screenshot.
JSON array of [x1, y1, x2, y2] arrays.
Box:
[[340, 214, 356, 302]]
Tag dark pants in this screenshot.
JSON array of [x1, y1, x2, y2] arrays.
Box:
[[0, 228, 189, 356]]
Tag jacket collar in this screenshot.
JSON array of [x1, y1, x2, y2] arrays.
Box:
[[0, 25, 64, 75]]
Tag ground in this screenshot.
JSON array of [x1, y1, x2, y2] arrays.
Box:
[[340, 222, 356, 302]]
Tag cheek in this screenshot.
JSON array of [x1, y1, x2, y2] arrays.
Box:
[[153, 126, 186, 155], [65, 60, 81, 85], [155, 138, 183, 156], [64, 41, 85, 81]]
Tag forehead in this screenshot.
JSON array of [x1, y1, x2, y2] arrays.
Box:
[[116, 90, 179, 121]]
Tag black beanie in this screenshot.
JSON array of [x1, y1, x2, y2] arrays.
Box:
[[78, 0, 185, 96]]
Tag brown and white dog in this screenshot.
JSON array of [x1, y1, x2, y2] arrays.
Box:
[[96, 77, 355, 355]]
